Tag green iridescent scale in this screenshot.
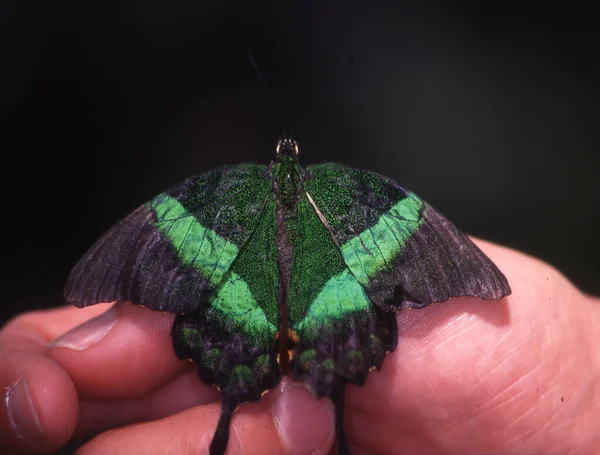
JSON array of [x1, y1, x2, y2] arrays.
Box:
[[65, 138, 511, 455]]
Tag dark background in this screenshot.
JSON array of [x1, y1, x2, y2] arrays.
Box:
[[1, 1, 599, 329]]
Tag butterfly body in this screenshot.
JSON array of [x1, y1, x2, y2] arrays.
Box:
[[65, 139, 511, 454]]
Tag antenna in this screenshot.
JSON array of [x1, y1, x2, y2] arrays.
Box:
[[246, 47, 288, 138]]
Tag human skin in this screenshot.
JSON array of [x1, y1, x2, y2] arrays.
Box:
[[0, 239, 599, 454]]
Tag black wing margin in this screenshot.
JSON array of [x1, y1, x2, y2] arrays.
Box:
[[368, 203, 511, 310]]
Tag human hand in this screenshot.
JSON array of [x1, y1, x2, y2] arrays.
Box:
[[1, 239, 598, 454], [0, 305, 334, 454], [344, 239, 600, 454]]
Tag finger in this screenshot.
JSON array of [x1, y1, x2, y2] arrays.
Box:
[[76, 377, 335, 455], [46, 302, 188, 399], [346, 238, 600, 453], [0, 308, 94, 453], [75, 369, 220, 437]]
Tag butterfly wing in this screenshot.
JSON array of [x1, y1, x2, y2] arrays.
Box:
[[65, 164, 281, 455]]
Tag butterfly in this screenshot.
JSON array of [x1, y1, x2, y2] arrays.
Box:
[[65, 138, 511, 454]]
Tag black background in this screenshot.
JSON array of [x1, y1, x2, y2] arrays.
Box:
[[1, 1, 599, 327]]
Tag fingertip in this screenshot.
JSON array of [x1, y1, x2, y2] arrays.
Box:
[[29, 358, 79, 447], [269, 379, 336, 455], [2, 352, 78, 453]]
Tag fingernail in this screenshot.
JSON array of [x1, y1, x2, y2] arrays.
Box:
[[48, 307, 117, 351], [271, 383, 335, 455], [5, 378, 46, 446]]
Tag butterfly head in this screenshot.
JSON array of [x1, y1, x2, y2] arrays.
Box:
[[276, 138, 300, 163]]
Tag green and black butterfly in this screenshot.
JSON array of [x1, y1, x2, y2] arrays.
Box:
[[65, 138, 511, 454]]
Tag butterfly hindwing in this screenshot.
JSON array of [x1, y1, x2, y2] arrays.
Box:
[[65, 164, 273, 312], [304, 163, 511, 310]]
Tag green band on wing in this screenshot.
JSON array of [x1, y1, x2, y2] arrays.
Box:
[[152, 195, 239, 286], [210, 271, 277, 340], [294, 269, 371, 336], [341, 192, 424, 286]]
